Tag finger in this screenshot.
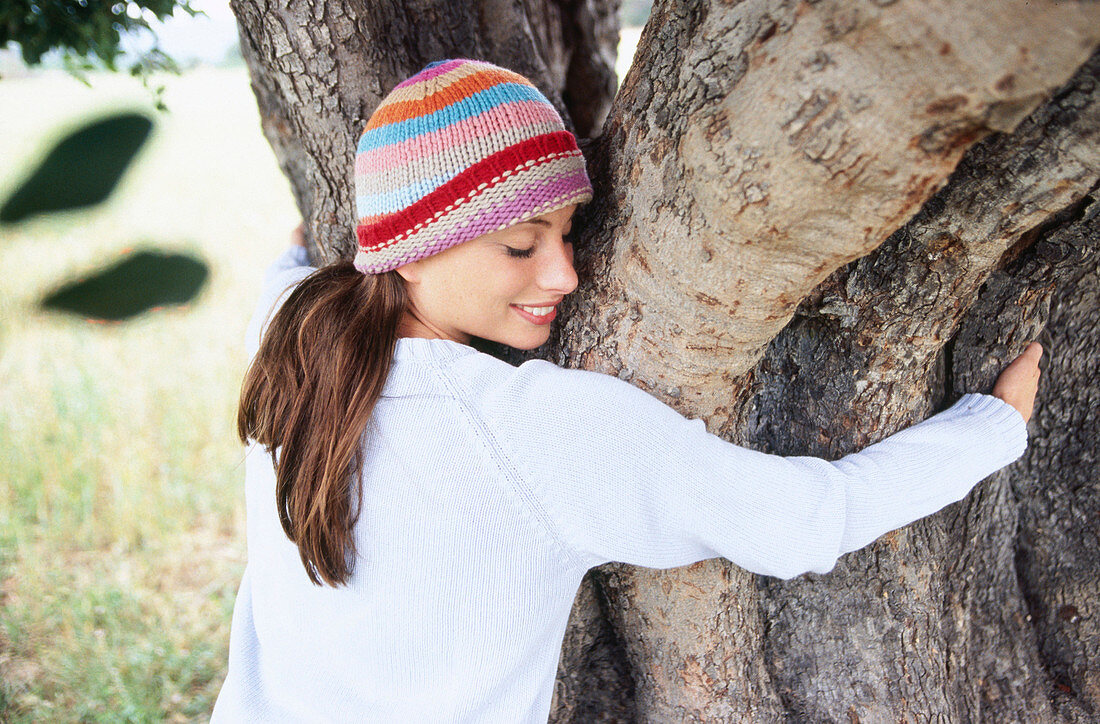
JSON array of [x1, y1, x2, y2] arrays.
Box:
[[1008, 343, 1042, 371]]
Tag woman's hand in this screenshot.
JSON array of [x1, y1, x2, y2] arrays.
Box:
[[992, 341, 1043, 424], [291, 222, 307, 248]]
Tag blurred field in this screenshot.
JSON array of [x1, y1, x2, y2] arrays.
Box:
[[0, 33, 645, 720], [0, 67, 298, 721]]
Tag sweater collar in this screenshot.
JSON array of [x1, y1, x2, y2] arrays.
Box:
[[393, 336, 477, 362]]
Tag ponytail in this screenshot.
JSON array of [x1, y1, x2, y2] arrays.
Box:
[[238, 262, 407, 587]]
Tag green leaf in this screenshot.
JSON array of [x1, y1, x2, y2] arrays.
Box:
[[0, 0, 197, 69], [40, 249, 208, 321], [0, 112, 154, 224]]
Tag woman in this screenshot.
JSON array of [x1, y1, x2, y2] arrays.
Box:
[[213, 59, 1042, 721]]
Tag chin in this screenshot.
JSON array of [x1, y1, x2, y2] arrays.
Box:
[[489, 328, 552, 351], [510, 339, 548, 351]]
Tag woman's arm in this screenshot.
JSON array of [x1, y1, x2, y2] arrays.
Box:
[[245, 225, 318, 359], [478, 346, 1039, 578], [262, 223, 312, 282]]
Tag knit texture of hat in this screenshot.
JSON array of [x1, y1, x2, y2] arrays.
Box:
[[353, 59, 594, 275]]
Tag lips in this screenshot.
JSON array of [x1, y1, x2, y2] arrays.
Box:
[[511, 303, 558, 324], [517, 304, 555, 316]]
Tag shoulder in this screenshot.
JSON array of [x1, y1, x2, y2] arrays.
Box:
[[446, 353, 682, 431], [449, 352, 623, 397]]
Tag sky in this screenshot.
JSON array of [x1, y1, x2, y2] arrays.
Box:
[[142, 0, 241, 64]]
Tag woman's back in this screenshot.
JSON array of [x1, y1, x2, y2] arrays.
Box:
[[219, 337, 589, 722]]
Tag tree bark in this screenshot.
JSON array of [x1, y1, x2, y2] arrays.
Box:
[[746, 55, 1100, 723], [230, 0, 1100, 720], [951, 195, 1100, 723]]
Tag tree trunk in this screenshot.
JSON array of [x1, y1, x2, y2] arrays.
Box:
[[231, 0, 1100, 719]]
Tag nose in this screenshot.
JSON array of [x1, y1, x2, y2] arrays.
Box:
[[538, 238, 579, 295]]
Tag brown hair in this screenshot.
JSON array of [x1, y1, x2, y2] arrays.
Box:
[[237, 261, 407, 586]]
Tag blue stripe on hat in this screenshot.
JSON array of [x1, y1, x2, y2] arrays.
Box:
[[357, 82, 547, 154], [355, 172, 454, 219]]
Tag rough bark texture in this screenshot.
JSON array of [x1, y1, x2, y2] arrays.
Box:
[[558, 0, 1100, 414], [230, 0, 1100, 720], [549, 2, 1100, 719], [744, 54, 1100, 724], [952, 196, 1100, 723]]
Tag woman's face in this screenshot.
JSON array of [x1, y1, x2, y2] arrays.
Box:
[[395, 204, 579, 350]]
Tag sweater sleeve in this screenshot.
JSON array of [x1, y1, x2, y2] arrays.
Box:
[[244, 246, 316, 359], [480, 360, 1027, 579]]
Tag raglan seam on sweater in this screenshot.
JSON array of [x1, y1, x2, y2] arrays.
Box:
[[427, 359, 590, 573], [473, 416, 607, 571]]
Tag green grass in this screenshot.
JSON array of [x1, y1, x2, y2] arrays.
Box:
[[0, 67, 298, 721]]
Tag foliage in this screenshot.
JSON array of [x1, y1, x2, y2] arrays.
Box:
[[0, 68, 298, 720], [0, 0, 197, 77], [41, 248, 209, 320], [0, 110, 209, 320], [1, 112, 153, 223]]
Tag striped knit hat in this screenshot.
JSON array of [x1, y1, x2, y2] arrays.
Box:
[[353, 59, 593, 274]]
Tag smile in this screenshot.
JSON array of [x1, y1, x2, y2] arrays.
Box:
[[518, 305, 554, 316], [511, 304, 558, 324]]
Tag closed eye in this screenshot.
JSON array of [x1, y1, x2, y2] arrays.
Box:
[[506, 246, 535, 258]]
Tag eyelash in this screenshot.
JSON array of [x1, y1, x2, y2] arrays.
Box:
[[504, 229, 574, 258]]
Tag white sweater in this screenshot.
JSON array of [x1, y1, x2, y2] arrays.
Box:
[[213, 246, 1028, 722]]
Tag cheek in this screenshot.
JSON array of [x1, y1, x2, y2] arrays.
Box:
[[447, 262, 515, 316], [479, 265, 529, 303], [436, 266, 478, 302], [508, 264, 540, 294]]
